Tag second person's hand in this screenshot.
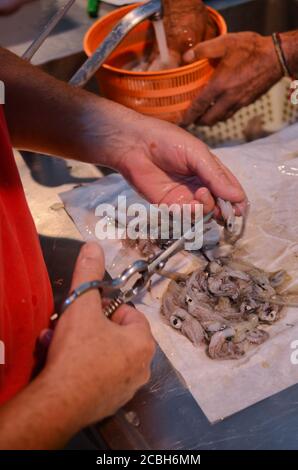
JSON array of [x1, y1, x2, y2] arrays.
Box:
[[182, 32, 283, 126]]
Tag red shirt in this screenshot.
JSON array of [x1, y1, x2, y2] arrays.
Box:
[[0, 106, 53, 404]]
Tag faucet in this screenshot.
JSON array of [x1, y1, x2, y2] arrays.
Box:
[[70, 0, 163, 88]]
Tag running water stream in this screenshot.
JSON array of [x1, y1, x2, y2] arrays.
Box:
[[152, 19, 170, 67]]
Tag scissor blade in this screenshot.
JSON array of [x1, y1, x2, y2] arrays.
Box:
[[148, 212, 213, 274]]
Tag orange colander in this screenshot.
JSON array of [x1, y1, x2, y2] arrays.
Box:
[[84, 4, 227, 124]]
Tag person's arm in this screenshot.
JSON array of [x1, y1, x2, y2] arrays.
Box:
[[0, 243, 155, 449], [0, 47, 245, 213], [1, 46, 127, 169], [148, 1, 217, 70], [183, 30, 298, 125]]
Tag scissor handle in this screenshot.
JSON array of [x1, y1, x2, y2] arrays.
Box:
[[61, 259, 150, 313]]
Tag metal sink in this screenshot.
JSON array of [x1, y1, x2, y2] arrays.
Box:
[[208, 0, 298, 33]]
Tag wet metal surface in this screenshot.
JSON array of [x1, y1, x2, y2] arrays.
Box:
[[22, 151, 99, 187], [22, 0, 76, 61]]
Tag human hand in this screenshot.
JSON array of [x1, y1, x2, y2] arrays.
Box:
[[110, 113, 247, 215], [182, 32, 283, 126], [43, 242, 155, 430]]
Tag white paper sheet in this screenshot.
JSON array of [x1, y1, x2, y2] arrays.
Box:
[[61, 123, 298, 422]]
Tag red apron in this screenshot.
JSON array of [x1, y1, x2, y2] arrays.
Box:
[[0, 105, 53, 404]]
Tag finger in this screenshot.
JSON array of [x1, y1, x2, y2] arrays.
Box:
[[213, 204, 222, 220], [112, 304, 150, 328], [209, 153, 247, 217], [101, 297, 112, 309], [187, 142, 246, 203], [70, 241, 105, 290], [183, 36, 228, 63], [214, 199, 249, 221], [234, 199, 249, 217], [193, 188, 215, 214], [211, 153, 246, 202]]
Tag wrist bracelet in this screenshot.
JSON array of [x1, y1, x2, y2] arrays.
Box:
[[272, 32, 292, 78]]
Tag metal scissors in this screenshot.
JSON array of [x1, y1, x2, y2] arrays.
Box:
[[61, 212, 213, 317]]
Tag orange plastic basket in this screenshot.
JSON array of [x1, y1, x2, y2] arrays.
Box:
[[84, 4, 227, 123]]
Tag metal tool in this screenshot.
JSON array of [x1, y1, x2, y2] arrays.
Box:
[[70, 0, 162, 87], [61, 212, 213, 317], [22, 0, 75, 62]]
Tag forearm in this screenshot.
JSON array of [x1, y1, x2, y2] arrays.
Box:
[[0, 47, 140, 168], [280, 30, 298, 77], [0, 370, 82, 450]]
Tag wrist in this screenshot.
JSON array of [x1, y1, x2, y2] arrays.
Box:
[[78, 97, 145, 171], [41, 360, 117, 430]]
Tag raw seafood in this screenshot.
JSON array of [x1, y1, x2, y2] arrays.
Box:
[[161, 257, 291, 360]]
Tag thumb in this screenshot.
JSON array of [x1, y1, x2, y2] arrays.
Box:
[[70, 241, 105, 290], [112, 304, 150, 327], [183, 36, 227, 63]]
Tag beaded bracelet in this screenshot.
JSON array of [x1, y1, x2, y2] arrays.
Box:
[[272, 32, 292, 78]]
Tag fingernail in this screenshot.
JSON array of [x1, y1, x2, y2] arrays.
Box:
[[183, 50, 195, 63]]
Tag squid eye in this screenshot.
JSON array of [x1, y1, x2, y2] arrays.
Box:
[[170, 316, 182, 330]]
